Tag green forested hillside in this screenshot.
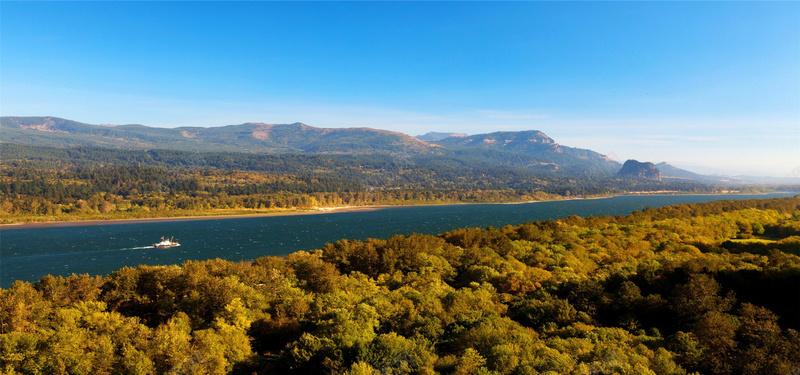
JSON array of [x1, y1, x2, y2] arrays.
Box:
[[434, 131, 620, 176], [0, 117, 431, 156], [5, 117, 792, 186], [2, 197, 799, 374], [1, 117, 622, 177], [0, 143, 740, 223]]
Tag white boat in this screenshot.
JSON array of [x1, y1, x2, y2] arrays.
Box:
[[153, 236, 180, 248]]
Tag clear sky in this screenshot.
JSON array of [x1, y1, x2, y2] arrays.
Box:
[[2, 1, 798, 177]]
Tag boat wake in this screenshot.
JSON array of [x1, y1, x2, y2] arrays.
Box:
[[7, 245, 159, 261]]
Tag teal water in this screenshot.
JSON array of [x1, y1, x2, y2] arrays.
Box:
[[0, 193, 794, 287]]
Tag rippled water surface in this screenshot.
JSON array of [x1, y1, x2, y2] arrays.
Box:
[[1, 193, 794, 287]]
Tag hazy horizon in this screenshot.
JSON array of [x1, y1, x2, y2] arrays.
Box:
[[2, 2, 798, 177]]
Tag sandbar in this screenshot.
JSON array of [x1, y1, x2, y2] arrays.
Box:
[[0, 205, 395, 229]]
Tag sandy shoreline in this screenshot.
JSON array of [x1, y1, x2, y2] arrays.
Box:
[[0, 199, 544, 229], [1, 192, 788, 229], [0, 205, 396, 229]]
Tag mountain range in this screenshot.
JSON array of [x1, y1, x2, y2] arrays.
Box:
[[0, 117, 432, 155], [0, 116, 786, 184], [0, 116, 622, 176]]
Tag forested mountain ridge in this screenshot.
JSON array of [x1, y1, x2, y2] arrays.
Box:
[[6, 116, 776, 186], [1, 116, 622, 176], [2, 196, 799, 374], [0, 117, 434, 156], [433, 130, 560, 153], [433, 130, 621, 175], [1, 116, 787, 196], [0, 117, 635, 186], [1, 142, 748, 223]]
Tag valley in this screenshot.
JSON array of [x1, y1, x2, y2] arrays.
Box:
[[0, 117, 785, 225]]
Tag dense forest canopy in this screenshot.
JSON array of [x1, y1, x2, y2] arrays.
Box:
[[0, 143, 774, 224], [2, 196, 799, 374]]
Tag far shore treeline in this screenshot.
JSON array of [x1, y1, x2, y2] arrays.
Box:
[[2, 196, 799, 374], [0, 143, 776, 224]]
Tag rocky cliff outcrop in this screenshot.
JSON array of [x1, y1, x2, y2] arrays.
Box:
[[617, 160, 661, 181]]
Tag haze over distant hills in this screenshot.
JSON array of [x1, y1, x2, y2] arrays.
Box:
[[1, 116, 792, 185], [416, 132, 468, 142], [0, 117, 432, 155], [0, 116, 623, 177]]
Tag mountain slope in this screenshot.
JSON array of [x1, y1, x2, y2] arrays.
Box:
[[435, 130, 559, 153], [435, 131, 621, 176], [656, 162, 748, 184], [0, 117, 434, 155], [2, 116, 631, 178]]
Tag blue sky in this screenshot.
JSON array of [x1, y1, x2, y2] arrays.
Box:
[[2, 2, 798, 177]]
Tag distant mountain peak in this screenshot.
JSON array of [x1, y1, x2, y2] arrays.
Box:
[[416, 132, 468, 142], [435, 130, 562, 154]]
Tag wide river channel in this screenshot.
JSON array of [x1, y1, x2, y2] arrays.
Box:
[[1, 193, 795, 287]]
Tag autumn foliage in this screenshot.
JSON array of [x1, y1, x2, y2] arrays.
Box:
[[2, 197, 800, 374]]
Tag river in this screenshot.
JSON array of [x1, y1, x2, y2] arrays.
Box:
[[0, 193, 794, 287]]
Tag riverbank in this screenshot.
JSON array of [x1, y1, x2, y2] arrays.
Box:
[[2, 191, 789, 229], [3, 192, 796, 289], [1, 196, 557, 228], [0, 205, 396, 229]]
